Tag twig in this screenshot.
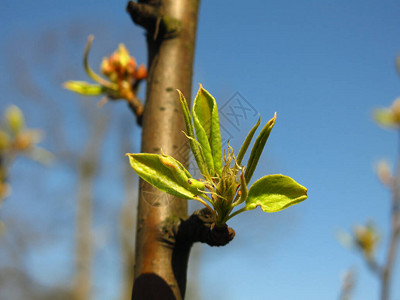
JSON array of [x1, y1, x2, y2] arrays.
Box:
[[380, 130, 400, 300], [125, 93, 144, 125]]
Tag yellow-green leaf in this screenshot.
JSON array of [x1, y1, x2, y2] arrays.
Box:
[[63, 81, 105, 96], [192, 85, 222, 175], [246, 174, 307, 212], [177, 90, 209, 177], [127, 153, 204, 199], [245, 113, 276, 184], [237, 115, 260, 165]]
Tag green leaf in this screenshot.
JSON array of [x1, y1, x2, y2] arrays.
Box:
[[237, 115, 261, 165], [177, 90, 209, 177], [127, 153, 204, 199], [246, 174, 307, 212], [245, 113, 276, 184], [63, 81, 105, 96], [192, 85, 222, 175]]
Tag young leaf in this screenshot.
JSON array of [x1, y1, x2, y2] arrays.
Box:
[[159, 153, 205, 193], [246, 174, 307, 212], [63, 81, 105, 96], [127, 153, 203, 199], [244, 113, 276, 184], [237, 115, 261, 165], [177, 90, 208, 176], [192, 85, 222, 175]]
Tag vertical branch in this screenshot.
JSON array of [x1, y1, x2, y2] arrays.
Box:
[[381, 130, 400, 300], [127, 0, 200, 299]]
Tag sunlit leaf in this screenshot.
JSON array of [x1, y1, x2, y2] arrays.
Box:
[[237, 115, 260, 165], [192, 85, 222, 175], [246, 174, 307, 212], [63, 81, 105, 96], [245, 113, 276, 184], [177, 90, 209, 176], [127, 153, 204, 199]]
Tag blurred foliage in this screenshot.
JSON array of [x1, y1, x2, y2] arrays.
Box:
[[0, 105, 52, 207], [353, 221, 380, 260], [339, 62, 400, 299]]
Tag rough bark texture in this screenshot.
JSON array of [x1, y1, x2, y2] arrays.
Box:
[[127, 1, 200, 299]]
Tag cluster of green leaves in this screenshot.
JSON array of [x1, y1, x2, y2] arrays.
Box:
[[127, 86, 307, 226]]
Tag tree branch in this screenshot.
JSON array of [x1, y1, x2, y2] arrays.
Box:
[[159, 208, 235, 297], [380, 130, 400, 300], [128, 0, 201, 299]]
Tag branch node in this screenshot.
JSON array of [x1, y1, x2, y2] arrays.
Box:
[[160, 208, 235, 248], [127, 1, 182, 40]]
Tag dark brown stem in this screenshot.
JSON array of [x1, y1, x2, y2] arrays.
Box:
[[128, 0, 200, 299], [160, 208, 235, 296], [381, 130, 400, 300]]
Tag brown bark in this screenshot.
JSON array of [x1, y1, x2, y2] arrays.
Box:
[[127, 0, 200, 299]]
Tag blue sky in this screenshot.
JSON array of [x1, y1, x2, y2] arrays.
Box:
[[1, 1, 400, 299]]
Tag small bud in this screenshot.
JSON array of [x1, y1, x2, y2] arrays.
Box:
[[116, 44, 131, 68], [100, 58, 113, 76], [126, 57, 137, 76], [377, 160, 392, 186], [5, 105, 25, 134], [135, 64, 147, 80], [14, 132, 33, 151]]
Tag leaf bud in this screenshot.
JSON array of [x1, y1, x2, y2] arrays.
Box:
[[5, 105, 25, 134], [135, 64, 147, 80]]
